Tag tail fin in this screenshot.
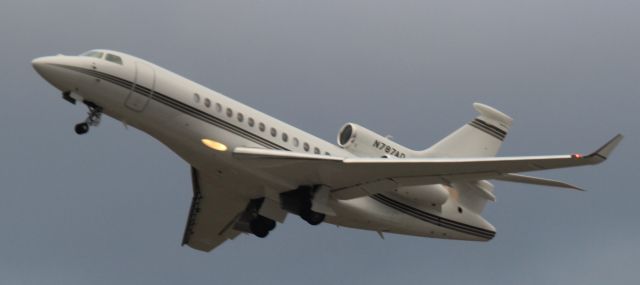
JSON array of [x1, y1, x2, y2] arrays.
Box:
[[420, 103, 513, 158], [421, 103, 511, 214]]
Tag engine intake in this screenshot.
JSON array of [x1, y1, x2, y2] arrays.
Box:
[[337, 123, 416, 158]]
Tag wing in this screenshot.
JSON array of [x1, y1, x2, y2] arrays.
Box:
[[182, 167, 249, 252], [233, 134, 622, 199]]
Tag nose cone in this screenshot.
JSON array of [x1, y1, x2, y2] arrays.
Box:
[[32, 56, 47, 70], [31, 56, 48, 67], [32, 56, 57, 77], [32, 56, 75, 91]]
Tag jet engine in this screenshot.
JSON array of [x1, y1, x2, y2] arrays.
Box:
[[337, 123, 418, 158], [338, 124, 450, 208]]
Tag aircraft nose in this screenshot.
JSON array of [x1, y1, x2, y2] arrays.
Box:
[[32, 56, 59, 75], [32, 57, 45, 72], [32, 55, 74, 91]]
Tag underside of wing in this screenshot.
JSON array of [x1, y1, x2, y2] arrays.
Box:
[[182, 167, 249, 252], [233, 134, 622, 199]]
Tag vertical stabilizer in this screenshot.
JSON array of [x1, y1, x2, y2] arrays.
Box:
[[420, 103, 513, 158]]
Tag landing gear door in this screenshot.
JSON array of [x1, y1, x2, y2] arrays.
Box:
[[125, 61, 155, 112]]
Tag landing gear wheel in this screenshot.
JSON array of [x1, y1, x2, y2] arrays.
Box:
[[263, 218, 276, 232], [251, 225, 269, 238], [74, 102, 103, 135], [74, 123, 89, 135], [301, 209, 325, 226], [250, 216, 277, 238]]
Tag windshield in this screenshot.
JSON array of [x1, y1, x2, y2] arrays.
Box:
[[105, 53, 123, 65], [80, 50, 123, 65], [80, 50, 104, 59]]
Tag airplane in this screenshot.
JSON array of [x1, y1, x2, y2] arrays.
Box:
[[32, 49, 622, 252]]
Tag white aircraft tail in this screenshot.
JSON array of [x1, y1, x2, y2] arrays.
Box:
[[419, 103, 512, 214], [420, 103, 513, 158]]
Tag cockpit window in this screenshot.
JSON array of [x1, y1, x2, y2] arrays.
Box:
[[81, 51, 104, 59], [80, 51, 124, 65], [105, 54, 123, 65]]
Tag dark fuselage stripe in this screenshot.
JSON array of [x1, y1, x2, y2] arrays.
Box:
[[374, 195, 492, 235], [373, 195, 494, 238], [371, 194, 495, 239], [57, 64, 289, 150]]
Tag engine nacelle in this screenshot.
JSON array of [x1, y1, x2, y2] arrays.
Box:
[[337, 123, 417, 158], [337, 124, 449, 208]]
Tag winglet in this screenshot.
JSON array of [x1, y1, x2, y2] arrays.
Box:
[[589, 134, 623, 160]]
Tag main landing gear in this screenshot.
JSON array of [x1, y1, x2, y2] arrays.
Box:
[[75, 102, 103, 135], [234, 199, 279, 238], [281, 186, 326, 226], [249, 215, 277, 238]]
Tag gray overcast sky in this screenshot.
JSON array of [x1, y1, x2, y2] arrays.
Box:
[[1, 0, 638, 284]]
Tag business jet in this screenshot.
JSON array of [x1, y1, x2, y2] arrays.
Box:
[[32, 50, 621, 252]]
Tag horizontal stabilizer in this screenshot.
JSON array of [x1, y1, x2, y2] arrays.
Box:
[[494, 173, 584, 191]]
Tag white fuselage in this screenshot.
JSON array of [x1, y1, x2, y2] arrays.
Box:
[[32, 50, 496, 242]]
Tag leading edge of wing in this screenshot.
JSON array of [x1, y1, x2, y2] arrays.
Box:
[[344, 133, 623, 165], [233, 134, 622, 164], [233, 147, 343, 162]]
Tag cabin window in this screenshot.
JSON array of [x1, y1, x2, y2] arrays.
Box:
[[248, 118, 255, 127], [314, 147, 320, 154], [270, 127, 277, 137], [282, 133, 289, 142], [105, 54, 123, 65], [226, 108, 233, 118], [215, 103, 222, 112], [204, 98, 211, 108], [259, 123, 265, 132], [237, 113, 244, 123], [193, 93, 200, 103], [293, 137, 299, 147], [303, 142, 310, 152], [325, 152, 331, 156]]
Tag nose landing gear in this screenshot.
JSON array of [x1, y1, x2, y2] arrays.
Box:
[[74, 122, 90, 135], [75, 102, 103, 135]]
